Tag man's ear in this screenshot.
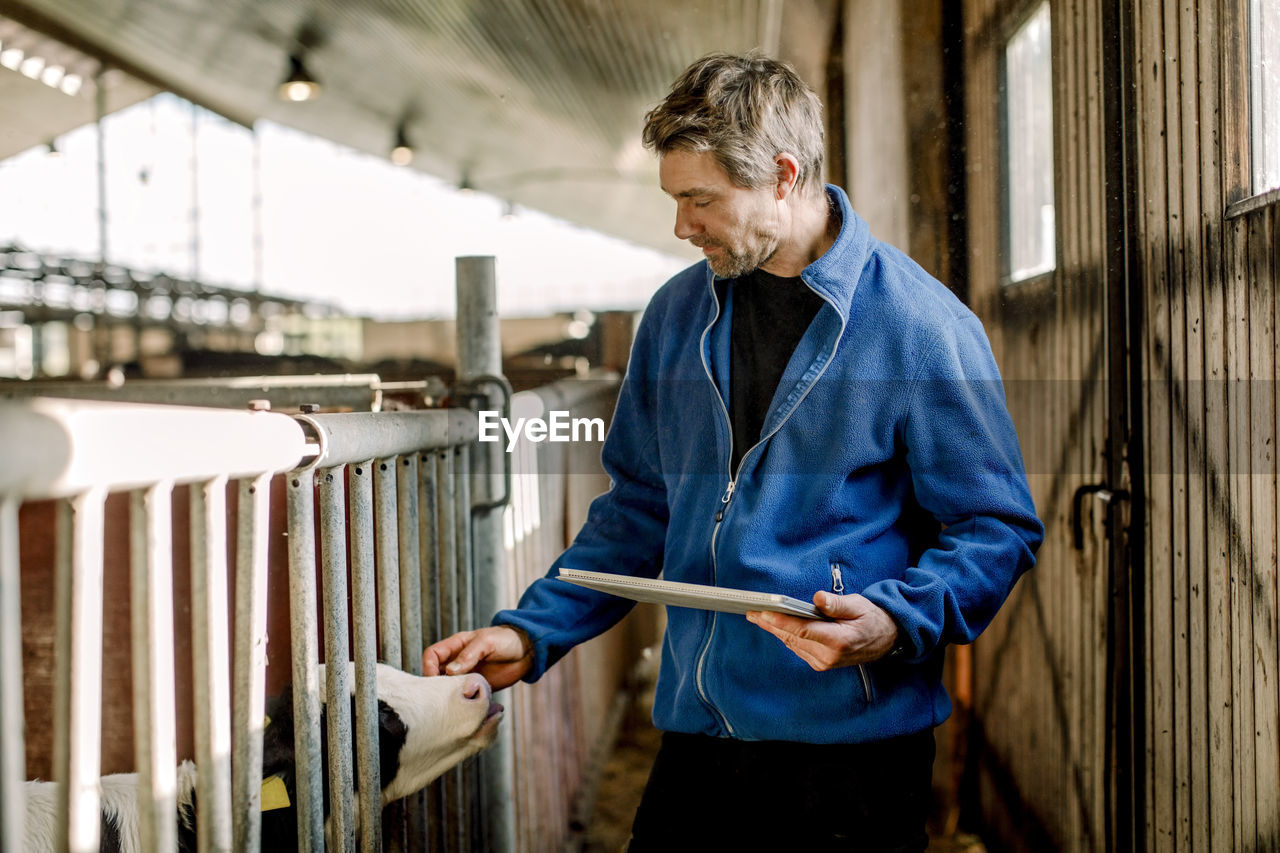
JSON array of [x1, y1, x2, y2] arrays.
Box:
[[774, 153, 801, 199]]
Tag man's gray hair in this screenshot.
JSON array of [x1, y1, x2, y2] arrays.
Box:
[[642, 52, 826, 195]]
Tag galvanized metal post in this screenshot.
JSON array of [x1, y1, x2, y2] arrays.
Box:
[[435, 451, 465, 852], [318, 466, 355, 853], [456, 255, 515, 853], [0, 496, 25, 853], [191, 477, 234, 853], [347, 462, 381, 853], [396, 454, 427, 853], [417, 454, 444, 848], [53, 490, 107, 853], [375, 457, 402, 665], [233, 473, 272, 852], [130, 483, 178, 853], [286, 469, 325, 853]]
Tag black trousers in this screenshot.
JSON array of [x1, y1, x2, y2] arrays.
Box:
[[628, 729, 935, 852]]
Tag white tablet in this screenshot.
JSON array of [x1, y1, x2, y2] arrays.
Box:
[[556, 568, 826, 619]]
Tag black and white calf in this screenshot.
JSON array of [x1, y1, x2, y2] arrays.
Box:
[[23, 663, 504, 851]]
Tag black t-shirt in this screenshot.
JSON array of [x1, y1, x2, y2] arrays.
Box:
[[729, 268, 825, 472]]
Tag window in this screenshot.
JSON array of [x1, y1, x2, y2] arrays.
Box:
[[1252, 0, 1279, 194], [1003, 2, 1055, 283]]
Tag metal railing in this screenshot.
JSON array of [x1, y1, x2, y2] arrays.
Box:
[[0, 257, 649, 853]]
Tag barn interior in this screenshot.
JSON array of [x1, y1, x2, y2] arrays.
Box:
[[1, 0, 1278, 851]]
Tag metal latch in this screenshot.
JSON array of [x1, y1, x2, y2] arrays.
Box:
[[1071, 483, 1131, 549]]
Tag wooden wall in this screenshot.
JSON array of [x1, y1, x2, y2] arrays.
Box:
[[956, 0, 1280, 848], [961, 0, 1112, 847], [1134, 0, 1280, 847]]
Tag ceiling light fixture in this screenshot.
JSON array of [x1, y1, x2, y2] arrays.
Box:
[[18, 54, 44, 79], [390, 121, 413, 166], [40, 64, 65, 87], [278, 52, 320, 102]]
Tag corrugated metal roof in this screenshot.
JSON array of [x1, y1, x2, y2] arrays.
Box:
[[2, 0, 836, 254]]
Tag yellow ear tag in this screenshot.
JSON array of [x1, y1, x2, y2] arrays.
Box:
[[260, 775, 291, 811]]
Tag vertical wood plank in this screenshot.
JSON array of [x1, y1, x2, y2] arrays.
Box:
[[1247, 208, 1280, 848]]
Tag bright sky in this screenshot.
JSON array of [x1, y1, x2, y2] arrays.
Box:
[[0, 93, 690, 319]]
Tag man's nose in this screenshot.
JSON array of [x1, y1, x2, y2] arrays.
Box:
[[673, 204, 699, 241]]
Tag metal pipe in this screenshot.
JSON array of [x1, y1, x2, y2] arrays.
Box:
[[456, 255, 505, 511], [286, 469, 324, 853], [130, 483, 178, 853], [418, 454, 444, 848], [434, 451, 466, 853], [0, 398, 308, 498], [53, 489, 106, 853], [456, 254, 516, 853], [318, 467, 355, 853], [233, 473, 272, 852], [375, 458, 402, 665], [0, 496, 26, 853], [298, 410, 478, 469], [453, 448, 474, 632], [0, 375, 382, 412], [347, 462, 381, 853], [191, 478, 233, 853], [396, 455, 422, 675], [418, 456, 440, 647], [436, 452, 458, 654], [396, 454, 427, 853], [452, 447, 479, 849]]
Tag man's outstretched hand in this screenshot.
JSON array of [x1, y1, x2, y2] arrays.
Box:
[[422, 625, 533, 691], [746, 592, 901, 671]]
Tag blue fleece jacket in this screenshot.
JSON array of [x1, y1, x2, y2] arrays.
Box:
[[494, 185, 1043, 743]]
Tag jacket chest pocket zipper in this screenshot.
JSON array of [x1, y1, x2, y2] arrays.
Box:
[[832, 562, 874, 704]]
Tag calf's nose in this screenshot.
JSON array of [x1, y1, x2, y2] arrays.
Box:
[[461, 673, 490, 702]]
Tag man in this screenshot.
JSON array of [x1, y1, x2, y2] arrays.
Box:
[[425, 52, 1043, 850]]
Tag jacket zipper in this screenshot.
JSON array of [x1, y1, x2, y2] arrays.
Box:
[[833, 562, 875, 704], [694, 290, 737, 736], [694, 272, 852, 734]]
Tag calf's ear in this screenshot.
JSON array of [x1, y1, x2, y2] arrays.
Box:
[[377, 699, 409, 788], [261, 684, 297, 781]]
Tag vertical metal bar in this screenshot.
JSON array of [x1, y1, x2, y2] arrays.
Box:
[[130, 484, 178, 853], [286, 469, 324, 853], [453, 448, 474, 634], [419, 454, 440, 646], [456, 253, 515, 853], [318, 466, 355, 853], [53, 489, 106, 853], [397, 454, 422, 674], [395, 455, 426, 853], [0, 496, 26, 853], [436, 451, 466, 852], [348, 462, 381, 853], [373, 456, 401, 850], [233, 474, 272, 852], [435, 451, 458, 651], [375, 457, 402, 665], [453, 447, 479, 850], [191, 478, 233, 853], [55, 495, 96, 849], [419, 454, 443, 849]]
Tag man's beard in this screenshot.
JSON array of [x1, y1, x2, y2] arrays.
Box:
[[700, 228, 778, 278]]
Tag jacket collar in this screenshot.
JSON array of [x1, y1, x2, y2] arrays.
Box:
[[703, 184, 872, 324], [799, 184, 871, 324]]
